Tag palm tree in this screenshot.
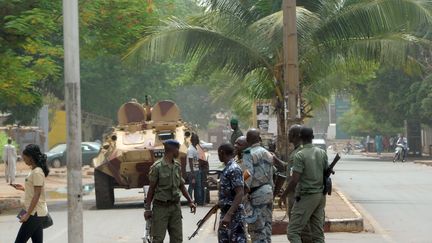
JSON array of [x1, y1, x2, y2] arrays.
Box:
[[125, 0, 432, 158]]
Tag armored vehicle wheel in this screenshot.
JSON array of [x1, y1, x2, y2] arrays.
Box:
[[95, 169, 115, 209]]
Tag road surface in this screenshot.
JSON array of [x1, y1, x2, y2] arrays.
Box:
[[1, 152, 431, 242], [332, 152, 432, 243]]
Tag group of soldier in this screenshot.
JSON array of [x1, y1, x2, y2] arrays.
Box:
[[144, 118, 329, 243]]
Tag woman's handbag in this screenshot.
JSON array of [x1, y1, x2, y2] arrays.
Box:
[[42, 213, 53, 229]]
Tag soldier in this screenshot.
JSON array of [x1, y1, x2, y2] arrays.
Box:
[[286, 127, 328, 243], [230, 118, 243, 145], [274, 125, 313, 242], [217, 143, 247, 243], [234, 136, 248, 171], [144, 139, 196, 243], [243, 129, 274, 243]]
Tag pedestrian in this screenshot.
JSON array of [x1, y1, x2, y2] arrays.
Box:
[[243, 129, 274, 243], [144, 139, 196, 243], [286, 127, 328, 243], [383, 136, 390, 152], [187, 133, 205, 205], [366, 135, 371, 153], [375, 134, 383, 155], [234, 136, 249, 171], [183, 131, 191, 148], [230, 118, 243, 145], [274, 125, 313, 242], [13, 144, 50, 243], [3, 137, 17, 185], [217, 143, 247, 243]]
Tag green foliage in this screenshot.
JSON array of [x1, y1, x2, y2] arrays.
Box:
[[1, 0, 217, 126], [127, 0, 432, 121], [339, 105, 402, 136]]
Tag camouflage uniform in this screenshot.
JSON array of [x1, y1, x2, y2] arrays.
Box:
[[287, 144, 328, 243], [149, 158, 184, 243], [243, 144, 274, 243], [230, 128, 244, 145], [218, 159, 247, 243]]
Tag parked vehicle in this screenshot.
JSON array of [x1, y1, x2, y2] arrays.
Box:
[[46, 142, 101, 168], [200, 140, 213, 150], [312, 139, 327, 151]]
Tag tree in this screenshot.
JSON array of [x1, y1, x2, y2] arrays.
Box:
[[126, 0, 432, 157]]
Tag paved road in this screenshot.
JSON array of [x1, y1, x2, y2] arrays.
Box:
[[0, 195, 382, 243], [2, 152, 430, 242], [332, 152, 432, 243]]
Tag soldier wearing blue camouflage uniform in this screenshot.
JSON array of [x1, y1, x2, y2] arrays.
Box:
[[243, 129, 274, 243], [217, 143, 247, 243]]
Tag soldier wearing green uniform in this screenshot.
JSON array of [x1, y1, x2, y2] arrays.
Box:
[[286, 127, 328, 243], [230, 118, 243, 145], [144, 140, 196, 243], [274, 125, 312, 242]]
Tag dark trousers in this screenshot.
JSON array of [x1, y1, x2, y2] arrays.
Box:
[[15, 214, 44, 243], [188, 170, 204, 204]]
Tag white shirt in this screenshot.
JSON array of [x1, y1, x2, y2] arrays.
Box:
[[186, 145, 199, 172], [2, 144, 17, 164]]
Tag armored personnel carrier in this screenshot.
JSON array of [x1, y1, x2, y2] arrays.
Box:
[[93, 98, 191, 209]]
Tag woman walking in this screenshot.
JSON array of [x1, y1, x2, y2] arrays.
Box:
[[13, 144, 50, 243]]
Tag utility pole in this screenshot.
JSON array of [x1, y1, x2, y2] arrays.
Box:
[[282, 0, 300, 158], [63, 0, 83, 242]]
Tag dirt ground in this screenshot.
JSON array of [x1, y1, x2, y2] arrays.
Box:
[[0, 161, 94, 199]]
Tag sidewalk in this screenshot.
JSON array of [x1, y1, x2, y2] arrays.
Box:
[[208, 186, 364, 234], [271, 188, 363, 234], [0, 162, 94, 213]]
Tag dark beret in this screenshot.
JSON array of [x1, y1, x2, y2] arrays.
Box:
[[163, 139, 180, 147]]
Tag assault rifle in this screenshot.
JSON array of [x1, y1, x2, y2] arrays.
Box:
[[188, 204, 219, 240], [323, 153, 341, 196], [143, 218, 152, 243]]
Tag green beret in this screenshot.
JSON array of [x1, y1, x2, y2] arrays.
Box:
[[230, 118, 239, 125]]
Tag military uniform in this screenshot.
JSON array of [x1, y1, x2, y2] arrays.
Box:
[[243, 144, 274, 243], [218, 159, 247, 243], [284, 145, 313, 242], [149, 158, 184, 243], [287, 144, 328, 243], [230, 128, 243, 145]]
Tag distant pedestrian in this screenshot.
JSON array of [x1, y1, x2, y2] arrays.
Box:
[[230, 118, 243, 145], [287, 127, 328, 243], [13, 144, 50, 243], [243, 129, 274, 243], [144, 140, 196, 243], [217, 143, 246, 243], [187, 133, 205, 205], [183, 131, 191, 148], [366, 135, 371, 153], [375, 135, 383, 155], [383, 136, 390, 152], [3, 137, 17, 185]]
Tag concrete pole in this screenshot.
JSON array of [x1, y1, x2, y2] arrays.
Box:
[[282, 0, 299, 158], [63, 0, 83, 242]]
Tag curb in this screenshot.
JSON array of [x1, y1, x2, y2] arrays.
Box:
[[0, 197, 21, 213], [272, 190, 364, 235], [327, 190, 363, 232], [414, 161, 432, 167]]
